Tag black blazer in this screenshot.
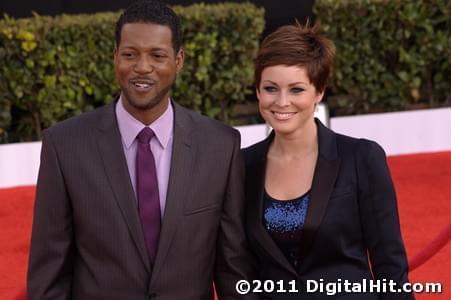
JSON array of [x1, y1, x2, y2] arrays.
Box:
[[243, 119, 412, 300]]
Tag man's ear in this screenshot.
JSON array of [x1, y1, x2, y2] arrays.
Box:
[[175, 48, 184, 73], [113, 47, 118, 61]]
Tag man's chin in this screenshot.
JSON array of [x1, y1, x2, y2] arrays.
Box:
[[132, 101, 158, 111], [122, 87, 170, 112], [127, 95, 161, 111]]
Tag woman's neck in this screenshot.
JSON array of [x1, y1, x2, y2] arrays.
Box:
[[270, 120, 318, 160]]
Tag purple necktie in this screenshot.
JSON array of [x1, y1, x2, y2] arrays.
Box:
[[136, 127, 161, 262]]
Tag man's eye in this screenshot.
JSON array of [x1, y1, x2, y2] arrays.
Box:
[[153, 53, 167, 59], [122, 53, 135, 58], [263, 86, 277, 93]]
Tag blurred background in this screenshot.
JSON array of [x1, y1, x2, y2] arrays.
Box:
[[0, 0, 315, 36]]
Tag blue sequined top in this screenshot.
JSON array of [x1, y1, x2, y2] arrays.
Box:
[[263, 190, 310, 268]]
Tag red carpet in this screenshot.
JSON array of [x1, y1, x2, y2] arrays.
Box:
[[0, 186, 34, 300], [1, 151, 450, 299], [388, 152, 451, 299]]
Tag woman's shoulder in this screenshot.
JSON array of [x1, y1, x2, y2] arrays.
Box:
[[241, 137, 271, 166], [242, 139, 265, 155], [334, 131, 387, 161], [242, 138, 266, 153]]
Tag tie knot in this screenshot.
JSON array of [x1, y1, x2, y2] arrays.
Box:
[[137, 127, 155, 144]]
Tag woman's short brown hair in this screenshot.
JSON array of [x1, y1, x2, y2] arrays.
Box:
[[255, 22, 335, 93]]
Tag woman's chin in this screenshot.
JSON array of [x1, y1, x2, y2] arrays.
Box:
[[269, 123, 298, 136]]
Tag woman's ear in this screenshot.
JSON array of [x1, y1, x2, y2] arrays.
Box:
[[316, 90, 325, 104], [256, 86, 261, 101]]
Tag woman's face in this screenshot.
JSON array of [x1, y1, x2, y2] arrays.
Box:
[[257, 65, 323, 136]]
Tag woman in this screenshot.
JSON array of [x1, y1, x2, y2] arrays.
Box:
[[243, 23, 413, 299]]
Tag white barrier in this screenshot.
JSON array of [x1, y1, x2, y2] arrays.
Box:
[[0, 107, 450, 189], [330, 107, 451, 156], [236, 124, 271, 148], [0, 141, 42, 188]]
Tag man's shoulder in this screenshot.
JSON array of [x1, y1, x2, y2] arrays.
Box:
[[44, 103, 112, 139], [175, 103, 239, 140]]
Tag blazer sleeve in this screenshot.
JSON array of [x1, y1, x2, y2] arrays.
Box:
[[357, 140, 414, 299], [214, 130, 259, 300], [27, 130, 74, 299]]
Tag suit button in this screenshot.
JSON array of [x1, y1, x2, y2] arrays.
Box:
[[149, 292, 158, 299]]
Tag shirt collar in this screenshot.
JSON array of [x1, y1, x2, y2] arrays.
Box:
[[115, 95, 174, 149]]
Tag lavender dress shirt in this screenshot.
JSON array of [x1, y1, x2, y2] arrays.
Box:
[[115, 96, 174, 217]]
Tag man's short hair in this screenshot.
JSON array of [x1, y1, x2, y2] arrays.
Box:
[[115, 0, 183, 52]]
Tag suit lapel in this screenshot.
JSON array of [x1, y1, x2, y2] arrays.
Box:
[[247, 133, 298, 277], [297, 119, 340, 264], [249, 120, 341, 275], [96, 102, 151, 272], [150, 102, 194, 282]]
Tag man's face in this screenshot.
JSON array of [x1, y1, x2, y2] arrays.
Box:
[[114, 22, 184, 122]]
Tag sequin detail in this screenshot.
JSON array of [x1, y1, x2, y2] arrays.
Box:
[[263, 191, 310, 267], [264, 195, 309, 233]]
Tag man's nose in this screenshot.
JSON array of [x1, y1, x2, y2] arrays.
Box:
[[134, 55, 153, 74]]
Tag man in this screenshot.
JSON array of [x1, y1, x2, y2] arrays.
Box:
[[27, 1, 256, 299]]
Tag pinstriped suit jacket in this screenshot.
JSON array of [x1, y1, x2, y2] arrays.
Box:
[[27, 100, 257, 300]]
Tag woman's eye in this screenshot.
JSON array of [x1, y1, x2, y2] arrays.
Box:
[[290, 87, 305, 94], [263, 86, 277, 93]]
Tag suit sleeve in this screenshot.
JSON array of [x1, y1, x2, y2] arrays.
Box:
[[357, 140, 414, 300], [27, 130, 74, 299], [214, 130, 259, 300]]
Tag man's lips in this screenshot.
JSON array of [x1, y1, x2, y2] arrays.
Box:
[[129, 78, 156, 92]]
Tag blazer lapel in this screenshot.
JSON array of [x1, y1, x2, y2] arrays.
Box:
[[96, 102, 151, 272], [150, 102, 195, 282], [297, 119, 340, 263], [247, 132, 298, 277]]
